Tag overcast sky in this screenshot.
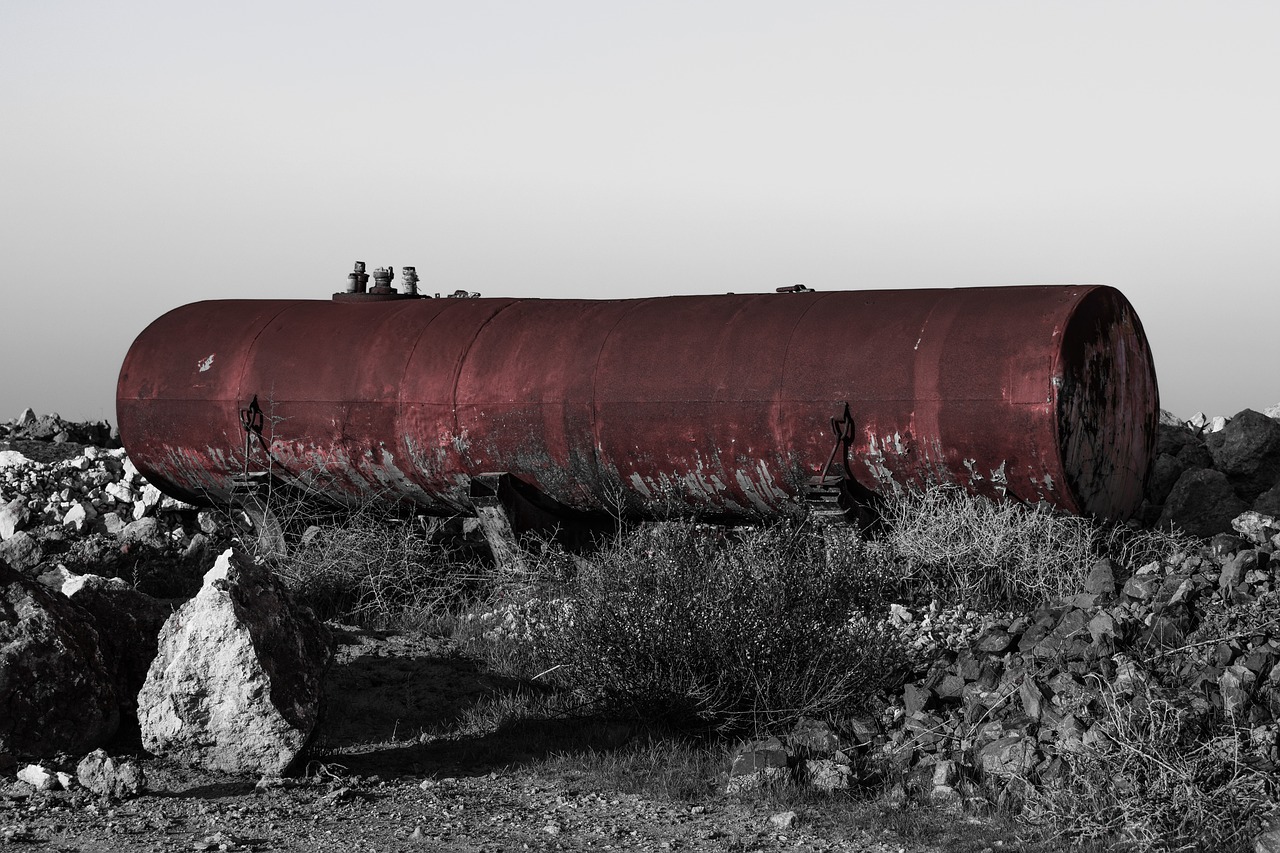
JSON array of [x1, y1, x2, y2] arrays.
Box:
[[3, 1, 1277, 425]]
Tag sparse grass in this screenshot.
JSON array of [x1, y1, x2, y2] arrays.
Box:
[[1094, 521, 1199, 577], [537, 735, 726, 802]]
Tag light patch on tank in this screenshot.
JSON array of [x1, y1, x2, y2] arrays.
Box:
[[196, 354, 215, 373], [684, 452, 732, 501], [1027, 471, 1055, 503], [861, 433, 900, 491], [734, 470, 775, 513], [754, 461, 789, 501], [990, 460, 1008, 497], [629, 472, 653, 498], [684, 469, 716, 501], [367, 448, 434, 503], [447, 429, 470, 453]]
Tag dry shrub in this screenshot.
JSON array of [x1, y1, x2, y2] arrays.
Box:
[[882, 485, 1097, 608], [1094, 522, 1199, 576], [1022, 687, 1279, 852], [273, 508, 488, 627], [531, 522, 907, 733]]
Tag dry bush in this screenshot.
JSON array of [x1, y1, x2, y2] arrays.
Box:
[[528, 522, 907, 733], [1094, 522, 1199, 576], [1022, 687, 1279, 852], [273, 508, 490, 628], [881, 485, 1097, 608]]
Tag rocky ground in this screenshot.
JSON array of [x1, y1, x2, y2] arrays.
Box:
[[4, 405, 1280, 851], [0, 411, 982, 852], [2, 628, 957, 853]]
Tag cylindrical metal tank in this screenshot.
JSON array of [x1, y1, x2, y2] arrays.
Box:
[[116, 285, 1158, 521]]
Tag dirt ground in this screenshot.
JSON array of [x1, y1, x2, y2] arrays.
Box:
[[1, 627, 981, 853]]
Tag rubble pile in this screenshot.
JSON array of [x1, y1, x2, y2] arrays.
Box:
[[0, 433, 221, 589], [731, 509, 1280, 823], [0, 408, 116, 450], [1, 411, 330, 777], [1142, 406, 1280, 536]]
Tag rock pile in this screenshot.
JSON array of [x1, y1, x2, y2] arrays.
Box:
[[0, 434, 219, 591], [1143, 406, 1280, 537], [737, 508, 1280, 820], [1, 412, 331, 777], [0, 408, 116, 448]]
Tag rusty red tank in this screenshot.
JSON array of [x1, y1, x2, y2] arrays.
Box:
[[116, 284, 1158, 523]]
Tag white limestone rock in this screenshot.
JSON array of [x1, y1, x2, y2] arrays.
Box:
[[76, 749, 146, 800], [137, 548, 332, 775], [0, 498, 29, 540]]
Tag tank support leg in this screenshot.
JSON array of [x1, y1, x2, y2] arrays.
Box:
[[469, 474, 527, 574]]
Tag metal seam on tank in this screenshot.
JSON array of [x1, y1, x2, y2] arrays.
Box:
[[390, 300, 441, 410], [588, 297, 658, 504], [389, 301, 460, 499], [450, 299, 519, 477], [1047, 287, 1091, 516], [707, 295, 770, 507], [709, 294, 765, 402], [776, 292, 837, 470], [233, 301, 296, 418]]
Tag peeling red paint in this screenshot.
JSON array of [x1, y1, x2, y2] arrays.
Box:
[[116, 285, 1158, 521]]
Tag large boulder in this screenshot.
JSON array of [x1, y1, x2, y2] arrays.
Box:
[[1205, 409, 1280, 503], [0, 498, 29, 540], [1158, 468, 1250, 538], [1154, 422, 1202, 457], [1145, 453, 1192, 506], [0, 561, 119, 757], [0, 530, 42, 574], [1144, 427, 1214, 510], [137, 548, 332, 775], [62, 574, 172, 720], [1254, 483, 1280, 518]]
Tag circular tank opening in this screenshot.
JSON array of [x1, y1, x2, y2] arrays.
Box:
[[1056, 287, 1159, 519]]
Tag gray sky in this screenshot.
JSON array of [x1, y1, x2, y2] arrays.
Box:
[[3, 1, 1277, 424]]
